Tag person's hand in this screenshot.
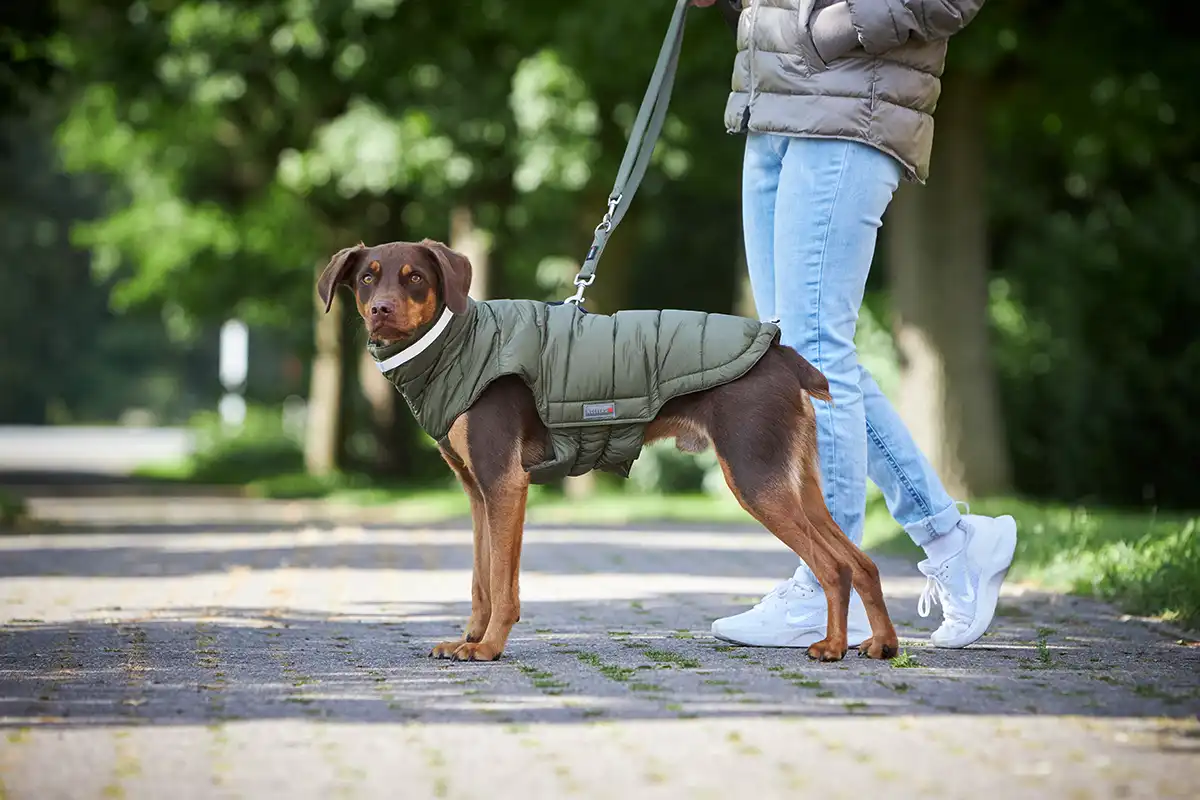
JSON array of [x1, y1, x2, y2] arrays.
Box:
[[691, 0, 719, 7]]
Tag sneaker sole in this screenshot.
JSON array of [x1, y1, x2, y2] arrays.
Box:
[[933, 515, 1018, 649], [710, 624, 872, 649]]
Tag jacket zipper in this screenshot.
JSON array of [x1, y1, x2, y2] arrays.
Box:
[[742, 0, 761, 129]]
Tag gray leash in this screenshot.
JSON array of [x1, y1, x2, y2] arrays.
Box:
[[564, 0, 691, 306]]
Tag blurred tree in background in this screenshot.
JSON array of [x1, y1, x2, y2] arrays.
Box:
[[978, 1, 1200, 507], [0, 0, 1196, 508]]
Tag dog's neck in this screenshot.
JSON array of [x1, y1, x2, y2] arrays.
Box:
[[371, 304, 456, 375]]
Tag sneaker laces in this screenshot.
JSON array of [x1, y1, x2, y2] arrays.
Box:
[[755, 576, 816, 609], [916, 574, 942, 618], [916, 504, 976, 626], [917, 563, 972, 630]]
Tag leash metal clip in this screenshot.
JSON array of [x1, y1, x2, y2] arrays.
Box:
[[592, 194, 622, 235], [565, 194, 623, 306], [564, 273, 596, 306]]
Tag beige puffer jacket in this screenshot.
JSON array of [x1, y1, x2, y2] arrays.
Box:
[[722, 0, 987, 182]]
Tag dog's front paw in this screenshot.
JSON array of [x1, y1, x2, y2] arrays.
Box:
[[431, 639, 466, 659], [855, 636, 899, 660], [806, 638, 848, 662], [450, 641, 503, 662]]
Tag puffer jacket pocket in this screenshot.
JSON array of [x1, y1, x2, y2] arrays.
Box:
[[794, 0, 826, 73]]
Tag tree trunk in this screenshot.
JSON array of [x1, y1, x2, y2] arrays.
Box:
[[358, 347, 398, 471], [885, 75, 1010, 499], [304, 264, 343, 476], [451, 205, 491, 301]]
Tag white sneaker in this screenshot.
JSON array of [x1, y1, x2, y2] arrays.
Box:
[[711, 566, 871, 648], [917, 514, 1018, 648]]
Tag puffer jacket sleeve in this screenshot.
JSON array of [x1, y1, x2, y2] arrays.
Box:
[[843, 0, 987, 55]]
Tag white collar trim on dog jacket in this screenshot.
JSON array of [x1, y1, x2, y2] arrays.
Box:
[[374, 307, 455, 374]]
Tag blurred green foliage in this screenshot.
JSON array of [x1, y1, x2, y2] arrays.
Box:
[[0, 0, 1197, 509], [0, 114, 215, 425], [0, 488, 28, 530], [973, 1, 1200, 507], [177, 405, 305, 485], [135, 402, 451, 497], [872, 498, 1200, 629]]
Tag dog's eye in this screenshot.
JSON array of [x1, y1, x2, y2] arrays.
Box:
[[409, 274, 422, 283], [361, 274, 374, 284]]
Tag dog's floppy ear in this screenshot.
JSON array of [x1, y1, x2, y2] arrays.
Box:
[[316, 244, 366, 314], [419, 239, 472, 315]]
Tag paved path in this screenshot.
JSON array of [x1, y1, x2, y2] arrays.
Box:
[[1, 500, 1197, 799]]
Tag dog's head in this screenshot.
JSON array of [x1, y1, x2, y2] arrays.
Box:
[[316, 239, 472, 345]]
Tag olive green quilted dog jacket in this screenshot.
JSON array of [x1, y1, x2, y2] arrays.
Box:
[[368, 299, 780, 484]]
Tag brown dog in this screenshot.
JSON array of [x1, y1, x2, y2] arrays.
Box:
[[318, 239, 899, 663]]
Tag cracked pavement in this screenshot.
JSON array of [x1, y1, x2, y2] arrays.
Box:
[[1, 497, 1197, 799]]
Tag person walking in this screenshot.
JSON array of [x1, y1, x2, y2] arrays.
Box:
[[692, 0, 1018, 649]]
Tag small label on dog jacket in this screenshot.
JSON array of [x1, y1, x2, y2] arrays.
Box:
[[582, 402, 616, 421]]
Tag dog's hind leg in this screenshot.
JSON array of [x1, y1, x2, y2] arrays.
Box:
[[799, 475, 899, 659], [710, 425, 853, 662]]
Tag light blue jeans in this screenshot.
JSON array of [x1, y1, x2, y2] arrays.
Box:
[[742, 132, 961, 550]]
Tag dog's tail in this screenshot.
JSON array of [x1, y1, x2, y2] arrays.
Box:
[[790, 351, 833, 404]]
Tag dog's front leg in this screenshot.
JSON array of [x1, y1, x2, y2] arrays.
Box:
[[432, 461, 491, 658], [449, 465, 529, 662], [463, 478, 492, 643]]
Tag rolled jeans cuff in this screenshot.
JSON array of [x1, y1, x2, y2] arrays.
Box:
[[902, 502, 963, 547]]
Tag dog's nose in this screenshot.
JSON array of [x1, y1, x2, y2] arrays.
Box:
[[370, 299, 394, 317]]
